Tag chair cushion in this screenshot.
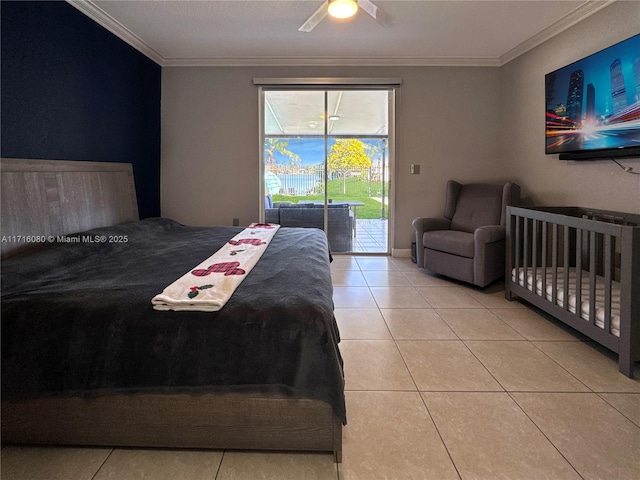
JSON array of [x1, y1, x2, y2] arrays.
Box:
[[450, 184, 503, 233], [423, 230, 474, 258]]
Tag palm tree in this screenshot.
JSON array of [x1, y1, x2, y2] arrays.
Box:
[[264, 138, 301, 174]]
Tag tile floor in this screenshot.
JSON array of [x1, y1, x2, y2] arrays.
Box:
[[2, 255, 639, 479]]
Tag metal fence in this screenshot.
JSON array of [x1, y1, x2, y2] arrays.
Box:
[[265, 164, 389, 198]]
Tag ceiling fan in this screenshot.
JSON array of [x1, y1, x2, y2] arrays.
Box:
[[298, 0, 392, 32]]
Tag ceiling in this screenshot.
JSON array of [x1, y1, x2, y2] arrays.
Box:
[[264, 90, 390, 136], [68, 0, 614, 67]]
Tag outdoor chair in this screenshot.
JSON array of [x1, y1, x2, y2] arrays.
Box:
[[265, 202, 353, 252]]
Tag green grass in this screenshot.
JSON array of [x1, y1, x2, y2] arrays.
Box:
[[272, 177, 388, 219]]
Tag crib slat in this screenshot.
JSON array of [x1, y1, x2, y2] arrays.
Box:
[[604, 234, 612, 334], [563, 225, 570, 311], [515, 215, 521, 286], [552, 224, 558, 305], [532, 219, 538, 292], [541, 221, 548, 297], [524, 218, 530, 291], [589, 231, 597, 325], [575, 228, 582, 313]]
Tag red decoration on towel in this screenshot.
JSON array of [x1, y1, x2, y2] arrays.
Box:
[[191, 262, 246, 277], [187, 284, 214, 299], [229, 238, 266, 246], [248, 223, 274, 229]]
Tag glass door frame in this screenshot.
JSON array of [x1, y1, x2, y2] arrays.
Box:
[[256, 79, 399, 255]]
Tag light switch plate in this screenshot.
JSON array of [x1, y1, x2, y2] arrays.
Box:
[[411, 164, 421, 174]]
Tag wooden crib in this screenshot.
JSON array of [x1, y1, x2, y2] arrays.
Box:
[[505, 206, 640, 378]]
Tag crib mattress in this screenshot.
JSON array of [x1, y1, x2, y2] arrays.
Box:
[[512, 267, 621, 336]]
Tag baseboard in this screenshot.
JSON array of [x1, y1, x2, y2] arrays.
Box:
[[391, 248, 411, 258]]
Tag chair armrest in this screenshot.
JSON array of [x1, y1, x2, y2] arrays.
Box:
[[412, 217, 451, 234], [474, 225, 505, 245], [473, 225, 507, 287]]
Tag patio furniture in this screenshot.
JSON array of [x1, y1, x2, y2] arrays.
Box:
[[300, 201, 364, 238], [265, 203, 353, 252], [412, 180, 520, 287]]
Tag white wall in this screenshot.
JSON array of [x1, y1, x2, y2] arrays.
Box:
[[161, 1, 640, 252], [161, 65, 501, 250], [499, 1, 640, 212]]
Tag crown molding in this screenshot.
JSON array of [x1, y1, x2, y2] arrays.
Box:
[[69, 0, 614, 69], [499, 0, 616, 66], [162, 56, 501, 68], [66, 0, 164, 65]]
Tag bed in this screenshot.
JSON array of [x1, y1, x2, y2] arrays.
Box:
[[0, 158, 345, 462], [505, 206, 640, 378]]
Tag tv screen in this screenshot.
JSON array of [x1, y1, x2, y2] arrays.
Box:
[[545, 34, 640, 160]]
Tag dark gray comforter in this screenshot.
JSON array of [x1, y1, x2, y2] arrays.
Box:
[[1, 218, 345, 424]]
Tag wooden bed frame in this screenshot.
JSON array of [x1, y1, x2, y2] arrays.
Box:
[[0, 158, 342, 462], [505, 206, 640, 378]]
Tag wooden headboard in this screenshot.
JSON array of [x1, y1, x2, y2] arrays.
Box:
[[1, 158, 139, 258]]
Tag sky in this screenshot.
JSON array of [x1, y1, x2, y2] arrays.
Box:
[[268, 138, 388, 166]]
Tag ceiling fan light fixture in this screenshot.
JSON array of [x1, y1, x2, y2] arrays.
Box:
[[328, 0, 358, 19]]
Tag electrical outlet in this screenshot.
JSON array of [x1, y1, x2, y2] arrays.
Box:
[[232, 218, 239, 226]]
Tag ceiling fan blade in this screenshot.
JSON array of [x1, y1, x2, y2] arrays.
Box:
[[298, 1, 329, 32], [358, 0, 393, 27]]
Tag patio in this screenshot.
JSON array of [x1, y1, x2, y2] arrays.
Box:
[[353, 219, 388, 253]]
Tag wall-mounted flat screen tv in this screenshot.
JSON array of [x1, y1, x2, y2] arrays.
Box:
[[545, 34, 640, 160]]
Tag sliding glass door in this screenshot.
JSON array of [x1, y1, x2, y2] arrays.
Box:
[[261, 87, 392, 254]]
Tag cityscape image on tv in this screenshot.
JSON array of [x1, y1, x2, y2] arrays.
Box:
[[545, 34, 640, 154]]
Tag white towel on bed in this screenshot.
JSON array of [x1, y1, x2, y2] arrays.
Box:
[[152, 223, 280, 312]]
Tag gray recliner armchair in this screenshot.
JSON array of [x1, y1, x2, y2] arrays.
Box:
[[412, 180, 520, 287]]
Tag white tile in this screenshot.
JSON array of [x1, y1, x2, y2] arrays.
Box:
[[362, 270, 412, 287], [331, 269, 367, 286], [533, 342, 640, 392], [402, 270, 453, 287], [216, 451, 337, 480], [513, 393, 640, 480], [354, 257, 398, 271], [370, 286, 430, 308], [466, 341, 590, 392], [424, 392, 581, 480], [335, 308, 392, 339], [381, 308, 457, 340], [493, 308, 582, 341], [388, 257, 416, 271], [0, 446, 111, 480], [341, 340, 415, 391], [340, 391, 459, 480], [466, 283, 526, 309], [332, 286, 377, 308], [398, 340, 503, 391], [416, 286, 484, 308], [599, 393, 640, 427], [437, 308, 525, 340], [330, 256, 360, 270], [94, 448, 222, 480]]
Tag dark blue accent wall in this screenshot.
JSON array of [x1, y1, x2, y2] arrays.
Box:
[[1, 1, 161, 218]]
